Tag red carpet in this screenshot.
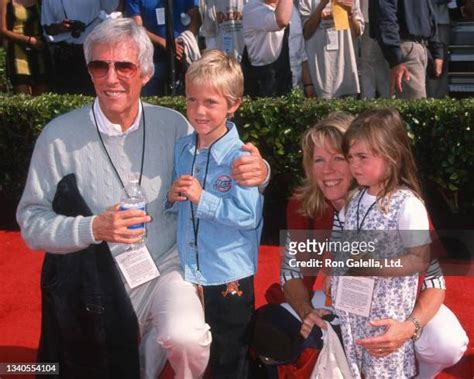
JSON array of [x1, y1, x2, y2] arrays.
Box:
[[0, 231, 472, 378]]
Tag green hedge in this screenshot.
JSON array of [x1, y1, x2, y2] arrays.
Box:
[[1, 92, 473, 213], [0, 48, 10, 93]]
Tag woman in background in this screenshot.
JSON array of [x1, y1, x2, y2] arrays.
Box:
[[0, 0, 49, 94], [299, 0, 363, 98]]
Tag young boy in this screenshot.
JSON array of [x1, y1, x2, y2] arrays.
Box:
[[166, 50, 264, 378]]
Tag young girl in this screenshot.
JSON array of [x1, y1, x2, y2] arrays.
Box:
[[334, 108, 430, 378]]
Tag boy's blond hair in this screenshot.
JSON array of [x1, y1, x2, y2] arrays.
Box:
[[185, 49, 244, 106]]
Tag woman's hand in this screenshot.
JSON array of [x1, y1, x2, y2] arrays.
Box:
[[356, 318, 415, 357], [29, 36, 45, 50]]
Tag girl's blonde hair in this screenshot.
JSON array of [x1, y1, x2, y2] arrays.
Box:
[[342, 108, 423, 202], [185, 49, 243, 107], [294, 112, 354, 218]]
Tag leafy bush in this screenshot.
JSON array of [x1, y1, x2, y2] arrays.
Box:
[[0, 48, 10, 93], [237, 92, 474, 212], [1, 92, 473, 216]]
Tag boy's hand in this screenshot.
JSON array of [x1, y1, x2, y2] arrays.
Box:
[[300, 309, 330, 338], [168, 177, 191, 204], [173, 175, 203, 205]]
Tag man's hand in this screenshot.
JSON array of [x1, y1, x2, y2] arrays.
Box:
[[304, 85, 316, 98], [390, 63, 411, 96], [300, 308, 331, 338], [336, 0, 353, 10], [170, 175, 203, 205], [433, 58, 443, 77], [45, 19, 74, 35], [175, 40, 185, 61], [356, 318, 415, 357], [92, 205, 151, 244], [232, 143, 268, 187]]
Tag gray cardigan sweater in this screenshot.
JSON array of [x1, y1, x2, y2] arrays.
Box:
[[17, 102, 189, 271]]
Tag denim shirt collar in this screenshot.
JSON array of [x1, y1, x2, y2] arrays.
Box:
[[186, 121, 239, 165]]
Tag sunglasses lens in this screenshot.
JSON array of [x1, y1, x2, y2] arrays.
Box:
[[88, 61, 109, 78], [115, 61, 138, 77], [88, 61, 138, 78]]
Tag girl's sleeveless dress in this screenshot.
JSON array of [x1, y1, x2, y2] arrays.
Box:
[[332, 188, 422, 378]]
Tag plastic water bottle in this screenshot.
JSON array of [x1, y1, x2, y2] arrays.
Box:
[[120, 177, 146, 247]]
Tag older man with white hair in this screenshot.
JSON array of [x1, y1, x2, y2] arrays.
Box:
[[17, 17, 268, 379]]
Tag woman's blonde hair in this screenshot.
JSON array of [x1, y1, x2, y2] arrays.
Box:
[[342, 108, 423, 202], [185, 49, 243, 107], [294, 112, 354, 218]]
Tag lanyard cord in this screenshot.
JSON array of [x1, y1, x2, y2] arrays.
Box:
[[60, 0, 68, 19], [92, 100, 146, 196], [189, 130, 229, 272], [330, 204, 344, 231], [356, 187, 376, 233]]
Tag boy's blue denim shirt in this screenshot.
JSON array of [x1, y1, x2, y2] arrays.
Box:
[[166, 122, 264, 285]]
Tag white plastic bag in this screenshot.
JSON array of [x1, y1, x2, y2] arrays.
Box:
[[310, 321, 352, 379]]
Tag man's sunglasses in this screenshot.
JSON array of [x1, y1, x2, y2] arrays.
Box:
[[87, 60, 139, 79]]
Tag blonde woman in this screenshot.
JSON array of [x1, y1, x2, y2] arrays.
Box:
[[0, 0, 49, 94], [272, 111, 467, 378]]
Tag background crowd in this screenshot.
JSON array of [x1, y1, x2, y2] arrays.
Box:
[[1, 0, 474, 98]]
